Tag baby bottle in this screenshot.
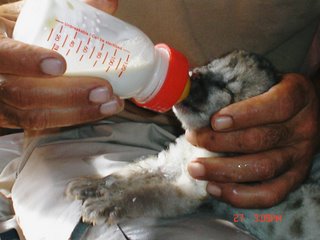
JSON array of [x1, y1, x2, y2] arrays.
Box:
[[13, 0, 190, 112]]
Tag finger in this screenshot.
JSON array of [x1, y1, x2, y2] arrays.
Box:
[[1, 17, 15, 37], [206, 164, 309, 208], [186, 124, 292, 153], [83, 0, 118, 14], [0, 1, 23, 21], [0, 38, 66, 77], [211, 74, 309, 131], [0, 98, 124, 130], [188, 148, 294, 183], [0, 75, 119, 109], [0, 17, 9, 38]]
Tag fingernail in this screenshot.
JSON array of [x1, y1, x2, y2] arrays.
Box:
[[207, 183, 222, 197], [89, 88, 111, 103], [213, 116, 233, 130], [188, 162, 205, 178], [40, 58, 65, 76], [100, 98, 121, 115]]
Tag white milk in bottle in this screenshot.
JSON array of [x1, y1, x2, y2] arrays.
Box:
[[13, 0, 190, 112]]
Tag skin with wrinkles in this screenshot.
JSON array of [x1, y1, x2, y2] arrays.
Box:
[[66, 50, 320, 240], [0, 0, 319, 209], [0, 0, 123, 131], [187, 73, 318, 208]]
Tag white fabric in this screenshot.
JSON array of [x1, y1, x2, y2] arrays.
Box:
[[3, 122, 175, 239], [0, 122, 254, 240], [0, 133, 23, 222]]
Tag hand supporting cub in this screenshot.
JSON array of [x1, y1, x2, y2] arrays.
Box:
[[187, 73, 319, 208]]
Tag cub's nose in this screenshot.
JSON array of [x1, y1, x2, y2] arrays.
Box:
[[181, 70, 227, 110], [178, 72, 208, 111]]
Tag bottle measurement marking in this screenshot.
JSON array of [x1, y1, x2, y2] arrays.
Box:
[[47, 19, 131, 78], [47, 28, 54, 41], [89, 47, 96, 59], [116, 58, 122, 70], [102, 52, 109, 64], [69, 40, 75, 48], [76, 41, 82, 53], [55, 33, 61, 42], [97, 51, 102, 59], [118, 54, 130, 77], [62, 35, 68, 47], [51, 43, 59, 51]]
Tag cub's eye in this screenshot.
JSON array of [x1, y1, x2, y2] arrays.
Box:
[[206, 72, 226, 89]]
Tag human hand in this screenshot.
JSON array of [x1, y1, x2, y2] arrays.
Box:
[[83, 0, 118, 14], [0, 1, 123, 130], [186, 73, 319, 208]]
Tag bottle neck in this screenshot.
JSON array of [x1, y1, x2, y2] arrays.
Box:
[[133, 47, 169, 103], [133, 43, 190, 113]]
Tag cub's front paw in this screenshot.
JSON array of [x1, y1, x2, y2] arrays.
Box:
[[65, 175, 130, 225], [65, 175, 122, 200], [81, 196, 125, 225]]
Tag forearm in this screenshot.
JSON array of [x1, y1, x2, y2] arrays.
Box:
[[312, 68, 320, 90], [0, 0, 19, 4], [310, 69, 320, 151]]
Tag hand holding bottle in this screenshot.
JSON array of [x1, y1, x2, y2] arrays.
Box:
[[0, 0, 123, 130], [14, 0, 190, 113]]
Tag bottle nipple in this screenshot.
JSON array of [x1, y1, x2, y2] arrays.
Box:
[[177, 78, 191, 103]]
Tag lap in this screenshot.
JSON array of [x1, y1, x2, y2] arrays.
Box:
[[1, 121, 254, 240], [78, 211, 254, 240]]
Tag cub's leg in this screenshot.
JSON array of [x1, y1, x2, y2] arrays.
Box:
[[66, 137, 211, 224]]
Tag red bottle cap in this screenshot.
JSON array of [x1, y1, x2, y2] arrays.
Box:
[[133, 43, 190, 113]]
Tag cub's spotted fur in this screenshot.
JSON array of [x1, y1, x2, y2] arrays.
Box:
[[66, 50, 319, 240]]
